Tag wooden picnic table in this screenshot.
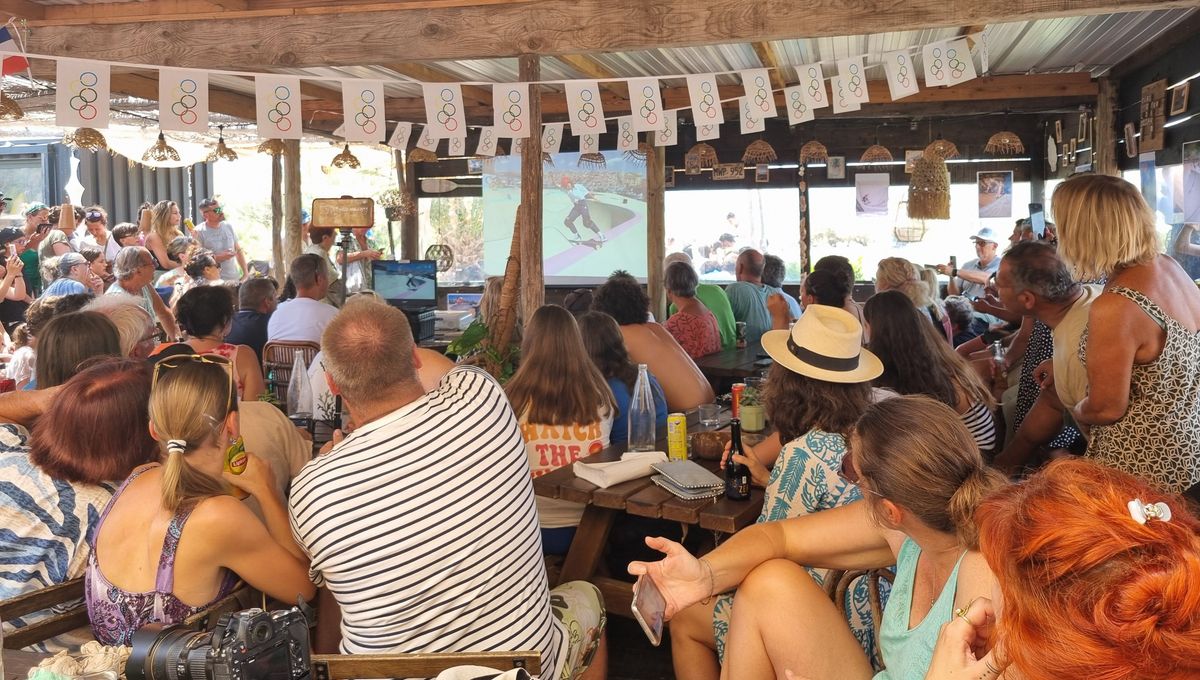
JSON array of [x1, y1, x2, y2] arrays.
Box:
[[693, 340, 770, 394], [532, 410, 764, 618]]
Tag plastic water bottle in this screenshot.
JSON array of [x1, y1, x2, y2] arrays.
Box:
[[287, 353, 314, 427], [628, 364, 657, 452]]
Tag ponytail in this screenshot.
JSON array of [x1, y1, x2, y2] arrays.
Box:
[[159, 439, 228, 512], [947, 467, 1007, 549]]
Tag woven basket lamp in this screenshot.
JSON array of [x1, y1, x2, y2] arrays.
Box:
[[408, 148, 438, 164], [860, 144, 894, 163], [208, 125, 238, 162], [799, 140, 829, 165], [63, 128, 108, 152], [0, 90, 24, 121], [924, 137, 959, 160], [331, 144, 361, 169], [684, 142, 719, 169], [257, 139, 288, 157], [577, 152, 607, 169], [907, 154, 951, 220], [742, 139, 778, 165], [142, 132, 181, 162], [985, 131, 1025, 156], [624, 142, 651, 166]]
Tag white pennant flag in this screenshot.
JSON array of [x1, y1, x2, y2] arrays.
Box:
[[493, 83, 531, 138], [616, 116, 638, 151], [696, 122, 720, 141], [475, 126, 498, 156], [447, 136, 466, 156], [655, 110, 679, 146], [387, 122, 413, 150], [740, 68, 777, 120], [830, 75, 861, 114], [796, 63, 829, 110], [255, 75, 302, 139], [883, 50, 920, 101], [628, 77, 664, 133], [783, 86, 814, 125], [342, 80, 385, 143], [541, 123, 564, 154], [564, 80, 607, 136], [422, 83, 466, 138], [923, 38, 977, 87], [686, 74, 725, 125], [159, 68, 208, 133], [837, 57, 870, 105], [57, 60, 110, 129], [415, 125, 440, 152], [739, 97, 766, 134], [580, 133, 600, 154]]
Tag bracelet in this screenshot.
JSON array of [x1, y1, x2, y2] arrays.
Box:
[[699, 558, 716, 605]]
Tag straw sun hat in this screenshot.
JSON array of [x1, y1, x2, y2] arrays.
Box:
[[761, 305, 882, 384]]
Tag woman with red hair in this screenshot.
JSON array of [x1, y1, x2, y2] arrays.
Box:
[[925, 458, 1200, 680]]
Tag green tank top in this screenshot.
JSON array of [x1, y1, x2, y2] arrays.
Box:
[[873, 538, 967, 679]]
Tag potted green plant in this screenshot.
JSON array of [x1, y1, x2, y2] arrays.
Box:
[[740, 382, 766, 432]]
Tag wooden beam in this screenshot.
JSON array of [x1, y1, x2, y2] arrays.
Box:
[[518, 54, 543, 325], [750, 42, 787, 91], [400, 149, 419, 260], [1094, 77, 1119, 176], [383, 62, 492, 106], [646, 133, 665, 322], [0, 0, 44, 20], [25, 0, 534, 25], [282, 139, 302, 270], [28, 0, 1199, 66], [555, 54, 618, 82]]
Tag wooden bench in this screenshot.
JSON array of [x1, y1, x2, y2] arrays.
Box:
[[310, 651, 541, 679], [0, 578, 87, 650]]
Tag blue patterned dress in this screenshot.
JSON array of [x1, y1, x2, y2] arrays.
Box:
[[712, 430, 888, 667]]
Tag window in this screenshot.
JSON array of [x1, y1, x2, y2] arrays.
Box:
[[1124, 164, 1197, 277], [419, 196, 484, 284], [665, 187, 802, 282], [0, 154, 44, 228]]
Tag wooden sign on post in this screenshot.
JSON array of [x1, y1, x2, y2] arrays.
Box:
[[311, 197, 374, 228]]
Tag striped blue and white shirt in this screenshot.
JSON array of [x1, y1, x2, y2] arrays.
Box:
[[289, 366, 564, 675]]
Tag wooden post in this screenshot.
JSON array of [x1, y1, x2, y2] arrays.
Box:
[[1094, 77, 1120, 176], [1029, 130, 1046, 205], [518, 53, 544, 324], [798, 166, 811, 273], [282, 139, 302, 273], [646, 133, 666, 322], [399, 149, 420, 260], [271, 151, 284, 286]]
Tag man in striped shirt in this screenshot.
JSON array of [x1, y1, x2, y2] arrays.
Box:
[[289, 300, 605, 678]]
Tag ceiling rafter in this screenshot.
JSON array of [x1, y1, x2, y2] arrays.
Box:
[[750, 42, 788, 90]]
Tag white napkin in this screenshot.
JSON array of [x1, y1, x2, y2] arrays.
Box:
[[573, 450, 668, 488]]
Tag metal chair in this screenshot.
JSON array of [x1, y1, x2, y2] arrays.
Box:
[[823, 567, 895, 671]]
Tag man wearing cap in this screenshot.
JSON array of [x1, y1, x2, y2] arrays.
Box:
[[194, 198, 247, 282], [937, 226, 1001, 300], [41, 252, 99, 297]]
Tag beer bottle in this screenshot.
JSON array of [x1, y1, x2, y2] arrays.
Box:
[[725, 418, 751, 500]]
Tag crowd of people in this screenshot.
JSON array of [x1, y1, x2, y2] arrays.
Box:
[[0, 173, 1198, 680]]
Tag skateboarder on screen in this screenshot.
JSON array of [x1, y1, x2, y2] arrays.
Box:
[[559, 177, 606, 242]]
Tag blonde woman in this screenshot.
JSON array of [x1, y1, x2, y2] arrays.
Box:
[[85, 355, 314, 646], [1054, 174, 1200, 494], [142, 200, 185, 271], [875, 257, 952, 342]]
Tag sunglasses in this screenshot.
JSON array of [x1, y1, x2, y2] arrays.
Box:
[[151, 353, 237, 414], [85, 211, 104, 222]]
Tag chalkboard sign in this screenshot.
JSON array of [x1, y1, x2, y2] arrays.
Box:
[[311, 197, 374, 228]]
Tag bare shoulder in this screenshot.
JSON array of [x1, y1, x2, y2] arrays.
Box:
[[954, 551, 995, 603], [187, 495, 263, 545]]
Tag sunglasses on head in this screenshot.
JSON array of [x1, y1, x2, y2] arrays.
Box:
[[85, 210, 104, 222], [151, 353, 237, 414]]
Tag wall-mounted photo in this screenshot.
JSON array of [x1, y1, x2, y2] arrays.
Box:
[[665, 166, 675, 188], [978, 170, 1013, 218], [1170, 81, 1190, 117], [904, 150, 922, 174], [827, 156, 845, 180], [754, 164, 770, 183], [1124, 122, 1139, 158], [1077, 113, 1089, 143]]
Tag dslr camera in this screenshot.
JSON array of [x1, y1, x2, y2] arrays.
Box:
[[127, 604, 311, 680]]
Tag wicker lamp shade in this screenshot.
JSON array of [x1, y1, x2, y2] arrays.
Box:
[[142, 132, 181, 162], [985, 131, 1025, 155], [257, 139, 288, 157], [907, 154, 951, 220], [577, 152, 607, 169], [924, 138, 959, 159], [742, 139, 778, 164], [799, 140, 829, 164], [0, 91, 24, 121], [408, 148, 438, 164], [860, 144, 894, 163], [208, 125, 238, 162], [684, 142, 719, 169], [624, 142, 651, 166], [63, 128, 108, 152], [331, 144, 361, 169]]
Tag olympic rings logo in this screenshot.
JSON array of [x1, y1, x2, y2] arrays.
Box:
[[659, 114, 674, 142], [752, 75, 771, 113], [788, 90, 808, 118], [435, 88, 459, 132], [543, 126, 558, 151], [699, 124, 716, 137], [947, 47, 966, 79], [481, 129, 494, 149], [697, 80, 718, 119], [353, 89, 378, 135], [449, 137, 463, 154], [929, 47, 946, 82], [639, 85, 659, 125], [576, 88, 599, 128], [68, 71, 99, 121], [895, 55, 911, 89], [806, 67, 825, 103], [620, 119, 635, 145], [846, 63, 864, 99], [169, 78, 199, 126], [267, 85, 293, 132], [501, 89, 524, 133], [742, 98, 759, 127]]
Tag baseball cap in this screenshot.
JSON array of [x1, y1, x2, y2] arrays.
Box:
[[56, 252, 88, 275], [300, 209, 311, 224], [198, 198, 219, 209], [970, 227, 999, 244], [0, 227, 24, 246], [23, 202, 48, 217]]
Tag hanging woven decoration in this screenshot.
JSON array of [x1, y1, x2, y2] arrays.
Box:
[[624, 142, 651, 166], [257, 139, 287, 157], [208, 125, 238, 162], [684, 142, 719, 169], [142, 132, 181, 162], [578, 152, 607, 169], [924, 137, 960, 160], [860, 144, 894, 163], [408, 148, 438, 164], [331, 144, 361, 169], [0, 90, 24, 121], [908, 154, 951, 220], [985, 131, 1025, 156], [742, 139, 778, 165], [63, 128, 108, 152], [799, 140, 829, 164], [893, 202, 928, 242]]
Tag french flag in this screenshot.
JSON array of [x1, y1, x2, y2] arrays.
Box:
[[0, 26, 29, 77]]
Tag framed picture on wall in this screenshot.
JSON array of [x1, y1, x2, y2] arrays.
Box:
[[904, 149, 922, 173], [755, 163, 770, 183], [1170, 81, 1190, 116], [827, 156, 846, 179], [684, 154, 702, 176], [1055, 119, 1063, 143], [664, 166, 675, 188], [1077, 113, 1089, 143], [1124, 122, 1139, 158]]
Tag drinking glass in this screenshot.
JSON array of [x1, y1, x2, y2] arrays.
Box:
[[698, 403, 721, 428]]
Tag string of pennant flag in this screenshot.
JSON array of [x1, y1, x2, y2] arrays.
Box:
[[5, 30, 987, 158]]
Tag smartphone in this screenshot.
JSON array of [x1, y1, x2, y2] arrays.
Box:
[[36, 223, 50, 235], [631, 576, 666, 646], [1029, 203, 1046, 238]]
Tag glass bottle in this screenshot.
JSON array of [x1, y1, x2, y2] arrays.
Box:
[[628, 364, 657, 452], [286, 353, 314, 427], [725, 418, 751, 500]]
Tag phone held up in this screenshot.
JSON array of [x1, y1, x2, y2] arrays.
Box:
[[631, 576, 667, 646], [1028, 203, 1046, 238]]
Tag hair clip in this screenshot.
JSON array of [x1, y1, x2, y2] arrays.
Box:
[[1128, 498, 1172, 525], [165, 439, 188, 454]]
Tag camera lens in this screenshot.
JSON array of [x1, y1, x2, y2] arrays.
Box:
[[251, 620, 273, 645], [127, 624, 213, 680]]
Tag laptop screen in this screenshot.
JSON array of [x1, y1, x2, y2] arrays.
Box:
[[372, 260, 437, 308]]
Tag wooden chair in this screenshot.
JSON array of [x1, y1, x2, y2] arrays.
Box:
[[182, 584, 258, 631], [0, 578, 88, 650], [310, 651, 541, 679], [262, 340, 320, 411], [823, 568, 895, 671]]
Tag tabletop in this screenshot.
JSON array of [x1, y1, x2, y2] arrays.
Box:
[[693, 340, 769, 380]]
